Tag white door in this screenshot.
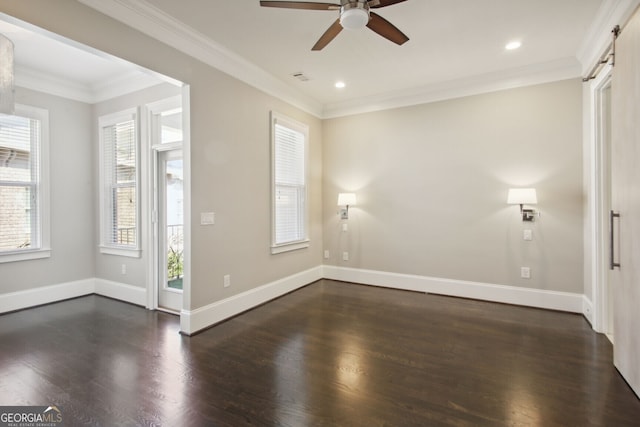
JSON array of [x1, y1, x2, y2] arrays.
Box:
[[157, 149, 184, 312], [611, 7, 640, 397]]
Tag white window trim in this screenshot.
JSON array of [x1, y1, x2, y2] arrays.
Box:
[[270, 111, 310, 254], [0, 104, 50, 264], [98, 108, 141, 258]]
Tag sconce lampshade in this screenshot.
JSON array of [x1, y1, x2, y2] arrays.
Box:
[[337, 192, 357, 206], [507, 188, 537, 205], [0, 33, 15, 115]]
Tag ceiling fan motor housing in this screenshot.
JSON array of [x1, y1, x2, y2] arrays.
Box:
[[340, 1, 370, 30]]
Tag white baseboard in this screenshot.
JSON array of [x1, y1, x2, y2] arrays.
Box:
[[0, 278, 94, 314], [0, 278, 147, 314], [180, 266, 323, 335], [323, 266, 584, 313], [582, 295, 594, 325], [1, 266, 587, 332], [94, 279, 147, 307]]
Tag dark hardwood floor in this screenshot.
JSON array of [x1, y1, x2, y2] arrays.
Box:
[[1, 279, 639, 426]]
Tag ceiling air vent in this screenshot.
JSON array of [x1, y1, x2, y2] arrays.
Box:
[[291, 72, 311, 82]]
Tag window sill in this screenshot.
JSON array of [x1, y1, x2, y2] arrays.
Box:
[[99, 245, 142, 258], [0, 248, 51, 264], [271, 240, 310, 254]]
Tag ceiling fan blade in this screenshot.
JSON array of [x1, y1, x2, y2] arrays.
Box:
[[312, 19, 343, 50], [366, 12, 409, 45], [259, 1, 340, 10], [368, 0, 407, 8]]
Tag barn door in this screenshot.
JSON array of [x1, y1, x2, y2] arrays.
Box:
[[610, 6, 640, 398]]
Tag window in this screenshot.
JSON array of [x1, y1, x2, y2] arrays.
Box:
[[99, 109, 140, 257], [0, 105, 50, 263], [271, 112, 309, 253]]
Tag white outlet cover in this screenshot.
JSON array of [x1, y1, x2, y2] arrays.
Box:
[[523, 229, 533, 241]]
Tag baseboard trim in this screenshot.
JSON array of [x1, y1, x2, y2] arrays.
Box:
[[323, 266, 583, 313], [180, 266, 323, 335], [0, 278, 147, 314], [94, 279, 147, 307], [582, 295, 594, 326], [1, 267, 586, 329], [0, 279, 95, 314]]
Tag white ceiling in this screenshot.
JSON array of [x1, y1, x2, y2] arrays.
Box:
[[143, 0, 601, 103], [0, 15, 166, 104], [1, 0, 634, 114]]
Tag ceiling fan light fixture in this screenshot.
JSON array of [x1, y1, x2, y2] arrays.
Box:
[[340, 6, 369, 30]]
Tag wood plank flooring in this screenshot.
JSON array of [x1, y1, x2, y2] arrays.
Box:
[[1, 279, 639, 426]]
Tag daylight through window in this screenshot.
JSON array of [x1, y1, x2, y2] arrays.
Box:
[[100, 110, 139, 252], [0, 106, 48, 259], [271, 112, 309, 253]]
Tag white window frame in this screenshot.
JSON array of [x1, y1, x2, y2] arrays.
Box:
[[0, 104, 50, 263], [98, 108, 141, 258], [270, 111, 310, 254]]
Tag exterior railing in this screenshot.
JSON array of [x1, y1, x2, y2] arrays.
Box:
[[167, 224, 183, 280]]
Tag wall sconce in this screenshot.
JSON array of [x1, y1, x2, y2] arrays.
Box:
[[507, 188, 538, 221], [0, 33, 15, 115], [337, 193, 356, 219]]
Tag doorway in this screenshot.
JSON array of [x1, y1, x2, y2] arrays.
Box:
[[157, 149, 184, 312], [149, 98, 185, 313]]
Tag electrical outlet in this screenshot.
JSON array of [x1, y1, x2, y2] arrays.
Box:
[[523, 229, 533, 241], [223, 274, 231, 288], [342, 223, 348, 232], [324, 250, 330, 259], [521, 267, 531, 279], [121, 264, 126, 275], [342, 252, 349, 261]]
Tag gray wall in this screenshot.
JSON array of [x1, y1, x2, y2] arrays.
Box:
[[323, 79, 584, 293], [0, 87, 94, 293], [187, 66, 323, 306], [0, 1, 583, 311], [0, 0, 323, 310]]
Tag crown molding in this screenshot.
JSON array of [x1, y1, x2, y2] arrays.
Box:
[[322, 57, 582, 118], [90, 70, 164, 103], [78, 0, 637, 119], [76, 0, 324, 117], [16, 65, 95, 103], [576, 0, 640, 76], [15, 65, 162, 104]]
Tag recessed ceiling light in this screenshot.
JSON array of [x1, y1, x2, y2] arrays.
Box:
[[505, 41, 522, 50], [335, 81, 346, 89]]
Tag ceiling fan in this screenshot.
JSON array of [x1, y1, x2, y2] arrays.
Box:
[[259, 0, 409, 50]]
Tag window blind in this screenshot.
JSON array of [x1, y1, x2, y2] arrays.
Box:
[[274, 121, 306, 245], [102, 118, 137, 247], [0, 114, 41, 252]]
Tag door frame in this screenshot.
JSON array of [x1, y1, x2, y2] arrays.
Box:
[[588, 63, 614, 335], [144, 88, 190, 316], [154, 146, 184, 312]]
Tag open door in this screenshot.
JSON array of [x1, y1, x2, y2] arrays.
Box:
[[157, 149, 184, 312], [610, 6, 640, 398], [148, 98, 185, 314]]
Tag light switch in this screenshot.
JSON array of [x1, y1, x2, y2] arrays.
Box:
[[523, 229, 532, 241], [201, 212, 215, 225]]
